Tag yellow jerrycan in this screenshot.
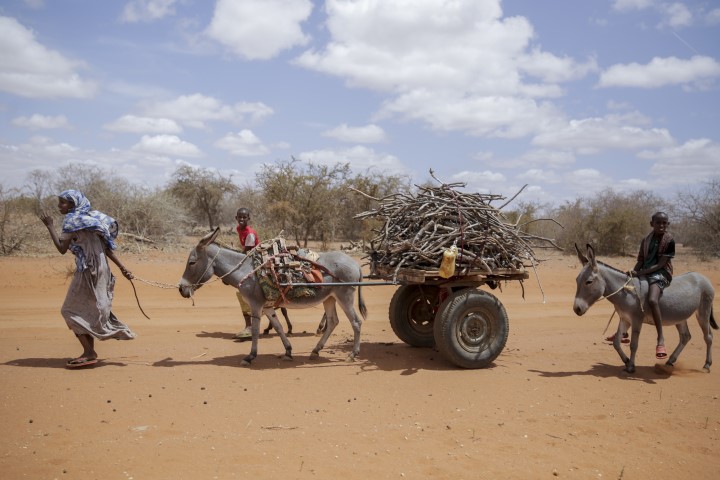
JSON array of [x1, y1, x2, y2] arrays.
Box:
[[438, 244, 458, 278]]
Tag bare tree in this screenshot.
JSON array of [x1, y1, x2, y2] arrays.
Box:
[[343, 170, 411, 242], [256, 158, 350, 247], [0, 185, 29, 255], [675, 178, 720, 257], [551, 189, 666, 256], [168, 166, 239, 230]]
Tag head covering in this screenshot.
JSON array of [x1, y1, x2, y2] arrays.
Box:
[[59, 189, 119, 250]]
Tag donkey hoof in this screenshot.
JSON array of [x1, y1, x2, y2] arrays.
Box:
[[241, 356, 253, 367], [309, 351, 320, 360], [281, 354, 293, 362], [345, 354, 357, 363], [623, 365, 635, 374]]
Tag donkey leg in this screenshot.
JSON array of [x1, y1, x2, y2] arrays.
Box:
[[263, 308, 293, 361], [241, 314, 262, 367], [624, 321, 643, 374], [280, 307, 292, 335], [337, 292, 363, 361], [316, 313, 328, 335], [697, 305, 714, 372], [613, 317, 631, 370], [310, 299, 339, 360], [262, 316, 272, 335], [666, 322, 691, 367]]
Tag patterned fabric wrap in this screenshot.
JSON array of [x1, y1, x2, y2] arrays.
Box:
[[251, 253, 317, 305], [60, 190, 118, 249], [59, 190, 119, 271]]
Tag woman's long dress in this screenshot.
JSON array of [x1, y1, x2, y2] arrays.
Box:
[[59, 229, 135, 340]]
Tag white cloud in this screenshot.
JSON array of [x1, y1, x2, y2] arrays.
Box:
[[707, 8, 720, 25], [0, 16, 97, 98], [0, 137, 189, 190], [379, 91, 563, 138], [532, 116, 674, 154], [205, 0, 312, 60], [519, 48, 598, 84], [443, 169, 538, 201], [106, 80, 172, 99], [296, 1, 524, 93], [516, 149, 576, 168], [322, 124, 386, 143], [296, 145, 408, 176], [616, 178, 651, 191], [23, 0, 45, 9], [613, 0, 695, 29], [517, 168, 562, 184], [296, 0, 590, 138], [639, 138, 720, 185], [612, 0, 655, 11], [131, 134, 203, 157], [141, 94, 273, 129], [214, 130, 270, 156], [598, 55, 720, 88], [564, 168, 613, 196], [121, 0, 179, 23], [104, 115, 182, 134], [659, 2, 692, 28], [28, 135, 78, 155], [12, 114, 69, 130], [449, 170, 507, 195]]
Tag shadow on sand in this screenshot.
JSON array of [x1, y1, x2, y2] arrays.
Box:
[[3, 358, 131, 369], [527, 362, 677, 384]]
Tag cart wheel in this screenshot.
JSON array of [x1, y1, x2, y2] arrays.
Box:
[[388, 285, 444, 347], [433, 289, 509, 369]]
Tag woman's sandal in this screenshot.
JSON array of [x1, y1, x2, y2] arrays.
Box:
[[655, 345, 668, 359], [66, 357, 98, 368]]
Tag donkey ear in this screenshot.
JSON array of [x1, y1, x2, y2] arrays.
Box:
[[210, 226, 220, 243], [586, 244, 598, 268], [199, 227, 220, 248], [575, 243, 588, 265]]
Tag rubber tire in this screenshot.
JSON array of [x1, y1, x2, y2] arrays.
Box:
[[388, 285, 442, 347], [433, 289, 509, 369]]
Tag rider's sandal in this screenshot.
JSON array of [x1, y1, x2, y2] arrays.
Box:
[[655, 345, 668, 359]]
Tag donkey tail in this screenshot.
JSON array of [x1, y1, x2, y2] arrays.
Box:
[[358, 286, 368, 320], [710, 307, 718, 330]]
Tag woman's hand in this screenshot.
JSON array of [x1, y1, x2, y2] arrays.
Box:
[[40, 213, 54, 228], [119, 267, 134, 280]]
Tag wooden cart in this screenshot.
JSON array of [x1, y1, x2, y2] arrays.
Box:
[[372, 265, 529, 369]]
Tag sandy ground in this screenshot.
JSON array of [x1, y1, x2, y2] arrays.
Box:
[[0, 245, 718, 480]]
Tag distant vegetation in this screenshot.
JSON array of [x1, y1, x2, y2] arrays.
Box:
[[1, 159, 718, 259]]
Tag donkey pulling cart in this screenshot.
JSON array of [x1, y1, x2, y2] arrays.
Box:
[[179, 172, 554, 368]]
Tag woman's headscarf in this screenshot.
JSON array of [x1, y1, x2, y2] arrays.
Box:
[[59, 189, 119, 250]]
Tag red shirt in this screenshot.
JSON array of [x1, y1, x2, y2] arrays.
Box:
[[237, 225, 259, 251]]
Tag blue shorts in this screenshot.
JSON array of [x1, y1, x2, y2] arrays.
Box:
[[646, 272, 669, 289]]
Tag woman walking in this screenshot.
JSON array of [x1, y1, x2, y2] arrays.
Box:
[[41, 189, 135, 368]]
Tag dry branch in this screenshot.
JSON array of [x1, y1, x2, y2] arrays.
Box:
[[354, 171, 561, 274]]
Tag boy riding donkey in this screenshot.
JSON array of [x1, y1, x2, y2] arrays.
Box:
[[629, 211, 675, 360]]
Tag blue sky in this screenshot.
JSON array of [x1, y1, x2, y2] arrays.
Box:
[[1, 0, 718, 206]]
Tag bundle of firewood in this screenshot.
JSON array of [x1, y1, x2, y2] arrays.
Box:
[[353, 171, 560, 275]]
